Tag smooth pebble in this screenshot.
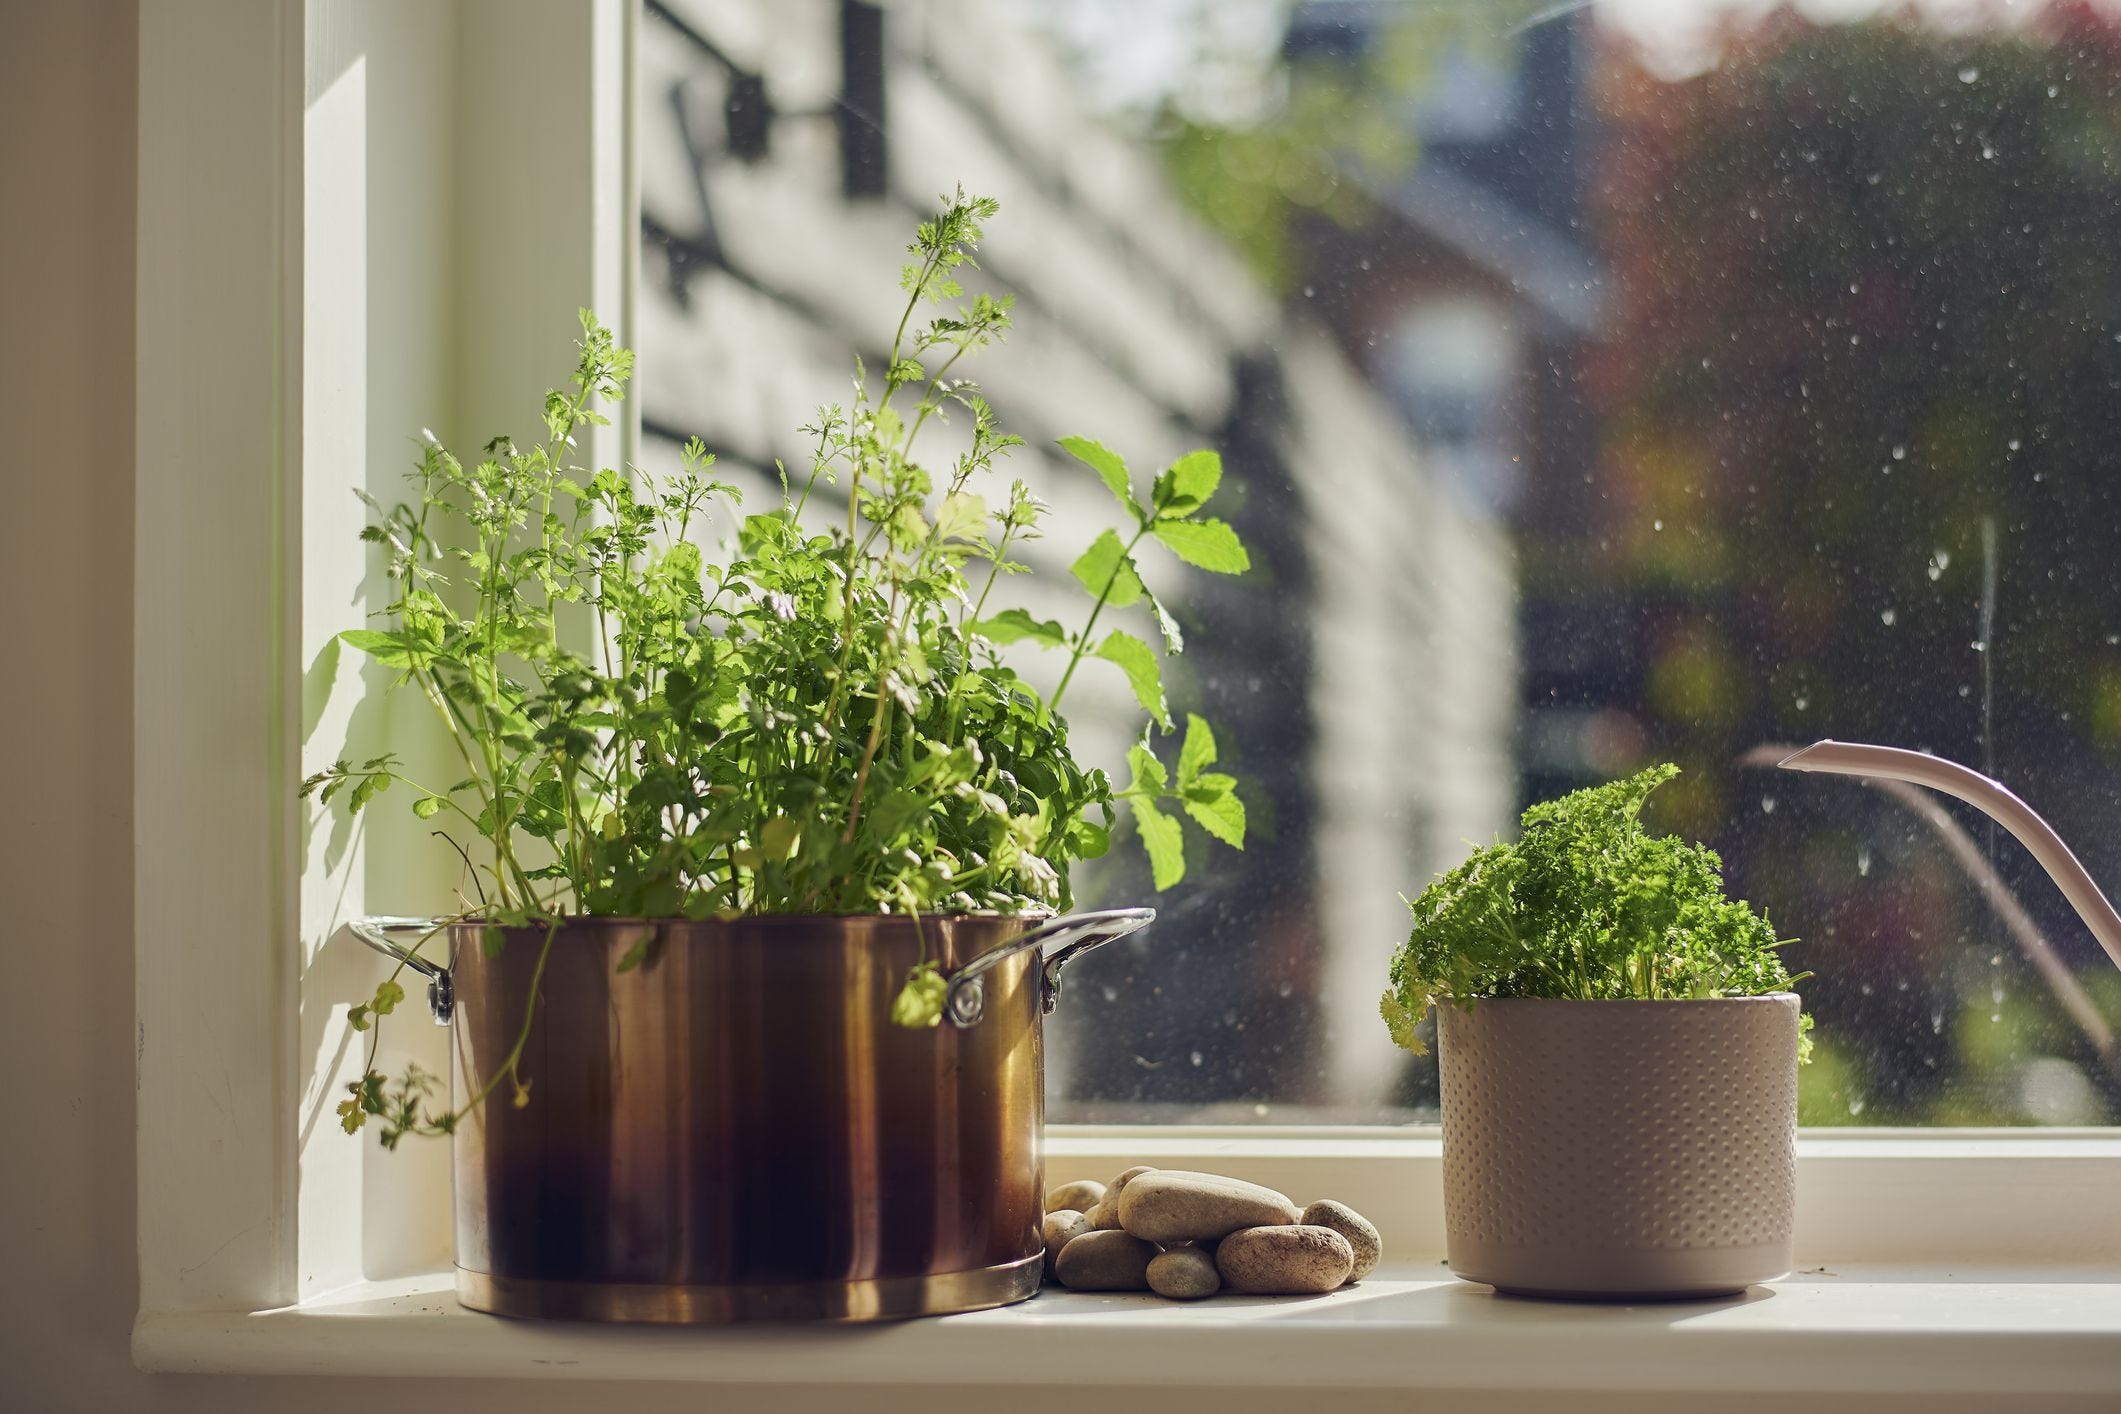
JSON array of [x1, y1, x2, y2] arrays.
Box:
[[1086, 1199, 1125, 1231], [1300, 1199, 1382, 1283], [1117, 1169, 1301, 1244], [1046, 1179, 1105, 1214], [1216, 1225, 1354, 1294], [1041, 1208, 1093, 1283], [1108, 1165, 1156, 1199], [1146, 1245, 1221, 1300], [1054, 1229, 1157, 1291]]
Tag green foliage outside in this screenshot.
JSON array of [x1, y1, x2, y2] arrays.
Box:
[[1591, 15, 2121, 778], [306, 193, 1250, 1144], [1150, 6, 1521, 291], [1590, 11, 2121, 1123], [1383, 765, 1811, 1053]]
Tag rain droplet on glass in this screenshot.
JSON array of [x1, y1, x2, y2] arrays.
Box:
[[1857, 845, 1872, 877], [1761, 795, 1777, 814], [1959, 65, 1980, 82], [1881, 607, 1898, 626]]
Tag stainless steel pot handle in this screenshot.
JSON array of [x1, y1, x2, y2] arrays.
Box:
[[943, 908, 1156, 1028], [348, 917, 455, 1025]]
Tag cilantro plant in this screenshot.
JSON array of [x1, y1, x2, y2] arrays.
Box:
[[1381, 765, 1811, 1055], [308, 192, 1250, 1144]]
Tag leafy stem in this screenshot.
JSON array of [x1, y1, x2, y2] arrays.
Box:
[[1048, 521, 1149, 719], [324, 193, 1254, 1109]]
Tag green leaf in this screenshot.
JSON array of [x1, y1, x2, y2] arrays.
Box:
[[760, 815, 801, 862], [1147, 591, 1185, 655], [1058, 436, 1140, 516], [1177, 713, 1217, 786], [1125, 740, 1168, 797], [1182, 776, 1245, 848], [934, 491, 987, 546], [338, 628, 418, 667], [1153, 449, 1222, 517], [1149, 518, 1250, 574], [1070, 529, 1145, 608], [1096, 630, 1170, 729], [890, 962, 948, 1029], [1381, 991, 1428, 1055], [412, 795, 446, 820], [1133, 797, 1185, 890], [889, 502, 929, 551], [615, 928, 661, 974], [971, 608, 1067, 648], [1070, 816, 1111, 860], [369, 980, 406, 1018]]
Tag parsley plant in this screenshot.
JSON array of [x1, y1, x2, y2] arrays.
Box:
[[1382, 765, 1811, 1055]]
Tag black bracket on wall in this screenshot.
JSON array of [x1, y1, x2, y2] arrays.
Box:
[[647, 0, 887, 200], [837, 0, 887, 198]]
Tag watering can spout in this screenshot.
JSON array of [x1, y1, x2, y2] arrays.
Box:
[[1778, 739, 2121, 975]]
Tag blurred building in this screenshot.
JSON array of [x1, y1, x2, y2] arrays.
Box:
[[636, 0, 1517, 1114], [1284, 4, 1619, 809]]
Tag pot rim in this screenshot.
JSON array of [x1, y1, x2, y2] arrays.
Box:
[[447, 909, 1058, 929], [1441, 991, 1802, 1009]]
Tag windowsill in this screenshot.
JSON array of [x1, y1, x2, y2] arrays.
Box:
[[133, 1263, 2121, 1397]]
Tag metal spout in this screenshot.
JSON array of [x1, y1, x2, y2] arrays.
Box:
[[1778, 740, 2121, 975]]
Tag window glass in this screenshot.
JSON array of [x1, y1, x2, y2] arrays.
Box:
[[639, 0, 2121, 1125]]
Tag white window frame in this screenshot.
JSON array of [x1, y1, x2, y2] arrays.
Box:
[[134, 0, 2121, 1361]]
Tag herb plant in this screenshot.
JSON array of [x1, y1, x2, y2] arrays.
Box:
[[308, 192, 1250, 1143], [1381, 764, 1811, 1054]]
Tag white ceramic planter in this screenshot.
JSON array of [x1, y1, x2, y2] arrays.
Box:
[[1437, 994, 1801, 1300]]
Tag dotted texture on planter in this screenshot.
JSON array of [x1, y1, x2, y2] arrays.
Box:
[[1438, 996, 1799, 1251]]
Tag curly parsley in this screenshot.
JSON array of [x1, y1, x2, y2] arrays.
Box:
[[1383, 764, 1811, 1055]]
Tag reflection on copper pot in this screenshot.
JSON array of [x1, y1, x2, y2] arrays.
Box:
[[377, 911, 1150, 1323]]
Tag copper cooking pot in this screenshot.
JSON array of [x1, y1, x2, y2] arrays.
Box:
[[350, 909, 1151, 1323]]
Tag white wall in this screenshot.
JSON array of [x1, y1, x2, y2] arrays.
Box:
[[0, 2, 146, 1404]]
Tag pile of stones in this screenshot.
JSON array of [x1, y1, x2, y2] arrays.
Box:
[[1041, 1167, 1381, 1300]]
